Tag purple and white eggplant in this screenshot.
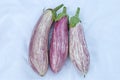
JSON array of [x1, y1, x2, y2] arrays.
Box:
[[50, 7, 68, 73], [29, 4, 63, 76], [69, 8, 90, 76]]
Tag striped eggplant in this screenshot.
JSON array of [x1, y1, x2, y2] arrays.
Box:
[[69, 8, 90, 76], [29, 4, 63, 76], [50, 7, 68, 73]]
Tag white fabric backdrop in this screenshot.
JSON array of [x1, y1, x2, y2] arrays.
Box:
[[0, 0, 120, 80]]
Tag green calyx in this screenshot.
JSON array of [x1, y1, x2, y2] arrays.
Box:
[[55, 7, 68, 21], [70, 7, 81, 28], [48, 4, 64, 21]]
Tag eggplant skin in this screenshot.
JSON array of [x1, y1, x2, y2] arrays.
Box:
[[69, 22, 90, 75], [29, 10, 53, 76], [50, 17, 68, 73]]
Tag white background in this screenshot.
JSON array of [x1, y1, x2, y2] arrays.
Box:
[[0, 0, 120, 80]]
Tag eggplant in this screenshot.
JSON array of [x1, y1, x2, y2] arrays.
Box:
[[29, 4, 63, 76], [69, 8, 90, 76], [50, 7, 68, 73]]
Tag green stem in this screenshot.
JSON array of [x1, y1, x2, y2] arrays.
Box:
[[75, 7, 80, 18], [54, 4, 64, 12], [63, 7, 66, 14], [50, 4, 64, 21], [55, 6, 68, 21], [69, 7, 80, 28]]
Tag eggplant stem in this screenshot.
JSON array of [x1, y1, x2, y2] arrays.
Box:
[[54, 4, 64, 12], [69, 7, 80, 27], [75, 7, 80, 17], [55, 6, 68, 21], [63, 7, 66, 14]]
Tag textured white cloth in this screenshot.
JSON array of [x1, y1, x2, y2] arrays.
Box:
[[0, 0, 120, 80]]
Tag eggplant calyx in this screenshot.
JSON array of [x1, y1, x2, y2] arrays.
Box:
[[55, 6, 68, 22], [70, 7, 81, 28]]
